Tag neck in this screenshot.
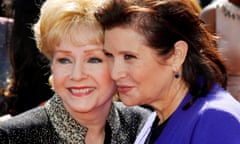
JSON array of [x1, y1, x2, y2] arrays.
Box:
[[79, 109, 108, 144], [85, 126, 106, 144], [154, 79, 188, 124], [65, 100, 112, 143], [68, 100, 112, 125]]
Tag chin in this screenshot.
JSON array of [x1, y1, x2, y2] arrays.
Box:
[[120, 95, 141, 106], [121, 100, 138, 106]]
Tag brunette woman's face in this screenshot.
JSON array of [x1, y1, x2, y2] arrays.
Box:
[[51, 34, 116, 115], [104, 27, 176, 107]]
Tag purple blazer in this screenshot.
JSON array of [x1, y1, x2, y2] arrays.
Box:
[[135, 84, 240, 144]]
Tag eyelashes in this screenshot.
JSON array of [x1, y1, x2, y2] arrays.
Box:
[[56, 57, 103, 64], [124, 54, 136, 60], [104, 51, 137, 60], [87, 57, 103, 63], [57, 58, 71, 64], [104, 51, 113, 58]]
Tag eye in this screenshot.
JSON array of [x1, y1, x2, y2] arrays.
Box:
[[88, 57, 103, 63], [104, 51, 113, 58], [124, 54, 136, 60], [57, 58, 72, 64]]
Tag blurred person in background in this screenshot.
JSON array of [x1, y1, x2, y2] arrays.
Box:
[[0, 0, 54, 116], [187, 0, 202, 14], [0, 0, 13, 117], [200, 0, 240, 101], [198, 0, 215, 8]]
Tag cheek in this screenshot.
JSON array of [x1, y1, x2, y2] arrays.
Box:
[[135, 64, 171, 92], [129, 63, 150, 83], [52, 66, 69, 88], [97, 68, 114, 84], [95, 68, 115, 90], [147, 68, 173, 93], [52, 72, 64, 89]]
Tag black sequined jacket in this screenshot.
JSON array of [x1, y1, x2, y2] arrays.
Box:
[[0, 94, 151, 144]]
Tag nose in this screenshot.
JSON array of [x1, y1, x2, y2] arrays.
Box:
[[111, 60, 127, 81], [70, 63, 88, 81]]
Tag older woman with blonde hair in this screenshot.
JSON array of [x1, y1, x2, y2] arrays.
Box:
[[0, 0, 151, 143]]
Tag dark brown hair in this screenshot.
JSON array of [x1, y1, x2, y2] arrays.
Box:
[[95, 0, 227, 107]]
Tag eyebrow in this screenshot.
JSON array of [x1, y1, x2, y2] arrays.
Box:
[[54, 45, 103, 53], [104, 48, 139, 56], [54, 50, 71, 54], [102, 48, 108, 53], [84, 47, 103, 53]]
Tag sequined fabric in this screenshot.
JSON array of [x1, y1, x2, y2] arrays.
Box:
[[0, 94, 151, 143], [45, 95, 87, 143]]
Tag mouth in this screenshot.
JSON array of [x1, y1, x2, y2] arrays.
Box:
[[117, 85, 133, 94], [69, 87, 95, 97]]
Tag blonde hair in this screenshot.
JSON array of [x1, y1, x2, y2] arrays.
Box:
[[186, 0, 202, 14], [33, 0, 105, 60]]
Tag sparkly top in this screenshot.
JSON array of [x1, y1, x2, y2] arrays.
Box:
[[0, 94, 151, 143]]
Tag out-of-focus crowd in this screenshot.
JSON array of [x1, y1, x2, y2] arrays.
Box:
[[0, 0, 53, 118]]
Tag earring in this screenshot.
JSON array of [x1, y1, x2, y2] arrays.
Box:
[[174, 72, 180, 79], [173, 65, 180, 79]]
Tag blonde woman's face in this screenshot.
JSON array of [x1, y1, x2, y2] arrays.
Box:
[[51, 34, 116, 116]]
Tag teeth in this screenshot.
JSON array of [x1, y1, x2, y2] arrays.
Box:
[[71, 88, 94, 94]]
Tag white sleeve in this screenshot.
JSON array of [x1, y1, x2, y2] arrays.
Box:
[[134, 112, 157, 144]]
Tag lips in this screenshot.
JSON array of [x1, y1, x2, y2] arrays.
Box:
[[117, 85, 133, 94], [69, 87, 95, 97]]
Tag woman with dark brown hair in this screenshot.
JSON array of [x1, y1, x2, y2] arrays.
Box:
[[95, 0, 240, 143]]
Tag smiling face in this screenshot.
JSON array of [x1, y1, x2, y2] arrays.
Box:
[[104, 27, 177, 108], [51, 32, 116, 116]]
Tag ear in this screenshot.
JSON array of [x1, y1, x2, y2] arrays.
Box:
[[48, 74, 54, 88], [50, 65, 54, 89], [171, 40, 188, 70]]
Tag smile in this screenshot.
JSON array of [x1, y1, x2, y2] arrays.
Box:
[[70, 88, 95, 95]]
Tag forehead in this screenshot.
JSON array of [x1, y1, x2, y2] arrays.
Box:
[[104, 27, 146, 47], [57, 36, 103, 52], [54, 43, 104, 58], [64, 24, 102, 46], [104, 27, 168, 62]]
